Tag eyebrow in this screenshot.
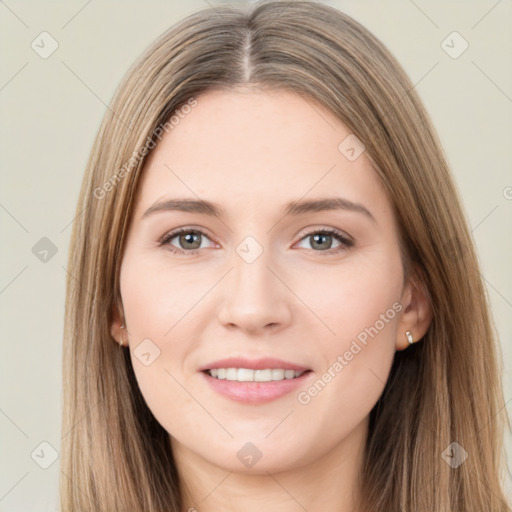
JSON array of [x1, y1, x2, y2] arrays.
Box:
[[142, 197, 375, 222]]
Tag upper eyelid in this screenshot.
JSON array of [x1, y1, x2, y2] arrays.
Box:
[[159, 226, 216, 246], [299, 225, 353, 242]]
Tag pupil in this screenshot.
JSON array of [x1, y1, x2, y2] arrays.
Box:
[[312, 233, 331, 250], [181, 232, 200, 249]]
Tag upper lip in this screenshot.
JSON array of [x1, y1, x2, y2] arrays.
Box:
[[199, 357, 310, 372]]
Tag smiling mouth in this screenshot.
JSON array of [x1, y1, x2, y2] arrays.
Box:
[[204, 368, 311, 382]]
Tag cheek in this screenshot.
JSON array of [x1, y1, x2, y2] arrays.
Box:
[[296, 243, 403, 347], [120, 251, 209, 341], [119, 252, 216, 430], [293, 245, 402, 412]]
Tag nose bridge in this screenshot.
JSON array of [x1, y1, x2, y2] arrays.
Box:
[[217, 233, 291, 331], [232, 234, 278, 305], [233, 236, 272, 295]]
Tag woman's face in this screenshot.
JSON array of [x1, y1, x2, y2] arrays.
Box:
[[116, 88, 413, 474]]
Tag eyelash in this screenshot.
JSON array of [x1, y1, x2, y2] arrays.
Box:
[[158, 227, 354, 256]]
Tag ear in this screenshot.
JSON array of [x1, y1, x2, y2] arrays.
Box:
[[395, 264, 433, 351], [110, 301, 126, 346]]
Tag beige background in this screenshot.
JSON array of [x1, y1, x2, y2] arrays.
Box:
[[1, 0, 511, 509]]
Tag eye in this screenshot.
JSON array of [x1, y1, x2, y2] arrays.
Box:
[[158, 228, 215, 255], [294, 228, 353, 254], [158, 227, 354, 255]]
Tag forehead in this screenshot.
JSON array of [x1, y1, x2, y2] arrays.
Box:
[[135, 88, 388, 219]]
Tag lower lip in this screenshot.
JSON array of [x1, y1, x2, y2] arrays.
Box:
[[201, 370, 312, 404]]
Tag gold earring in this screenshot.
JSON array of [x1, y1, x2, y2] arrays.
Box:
[[405, 330, 414, 345], [119, 324, 126, 346]]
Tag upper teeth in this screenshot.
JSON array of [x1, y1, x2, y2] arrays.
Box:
[[208, 368, 306, 382]]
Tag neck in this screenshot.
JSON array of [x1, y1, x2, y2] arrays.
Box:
[[172, 418, 368, 512]]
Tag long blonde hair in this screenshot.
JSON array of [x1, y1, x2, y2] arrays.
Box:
[[60, 1, 511, 510]]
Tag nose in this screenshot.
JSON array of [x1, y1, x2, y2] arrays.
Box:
[[217, 242, 293, 335]]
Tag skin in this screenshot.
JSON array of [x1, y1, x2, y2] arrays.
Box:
[[111, 87, 432, 512]]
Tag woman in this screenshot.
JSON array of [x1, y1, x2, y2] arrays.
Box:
[[60, 1, 511, 510]]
